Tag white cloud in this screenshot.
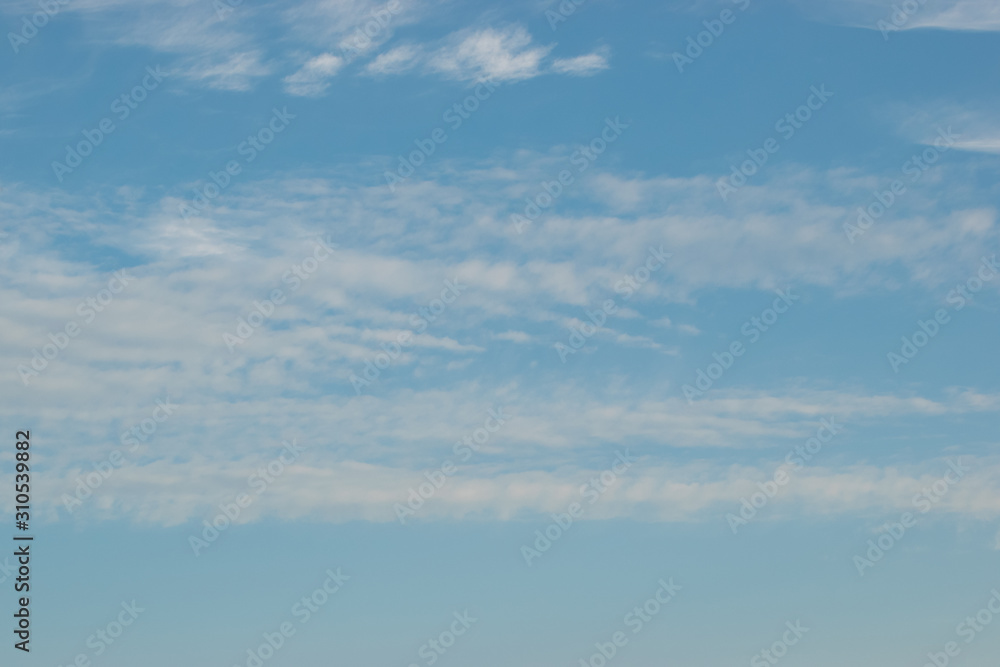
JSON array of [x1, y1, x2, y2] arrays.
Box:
[[363, 44, 423, 76], [3, 1, 608, 93], [878, 103, 1000, 156], [284, 53, 345, 97], [613, 332, 675, 353], [362, 27, 610, 82], [45, 0, 274, 91], [180, 51, 272, 92], [494, 330, 532, 343], [551, 49, 610, 76], [427, 26, 553, 82], [0, 0, 418, 94], [651, 317, 700, 335], [899, 0, 1000, 31], [29, 449, 1000, 525], [2, 153, 999, 526], [800, 0, 1000, 33], [281, 0, 414, 46]]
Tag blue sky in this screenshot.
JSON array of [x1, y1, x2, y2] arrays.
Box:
[[1, 0, 1000, 665]]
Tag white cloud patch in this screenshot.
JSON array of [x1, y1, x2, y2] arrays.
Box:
[[27, 447, 1000, 525], [652, 317, 700, 335], [0, 1, 608, 94], [898, 0, 1000, 31], [1, 150, 999, 526], [879, 103, 1000, 156], [284, 53, 345, 96], [550, 49, 610, 76], [363, 43, 424, 76], [800, 0, 1000, 33], [427, 25, 554, 82], [177, 51, 273, 92], [494, 330, 533, 343], [361, 26, 609, 82], [38, 0, 275, 92]]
